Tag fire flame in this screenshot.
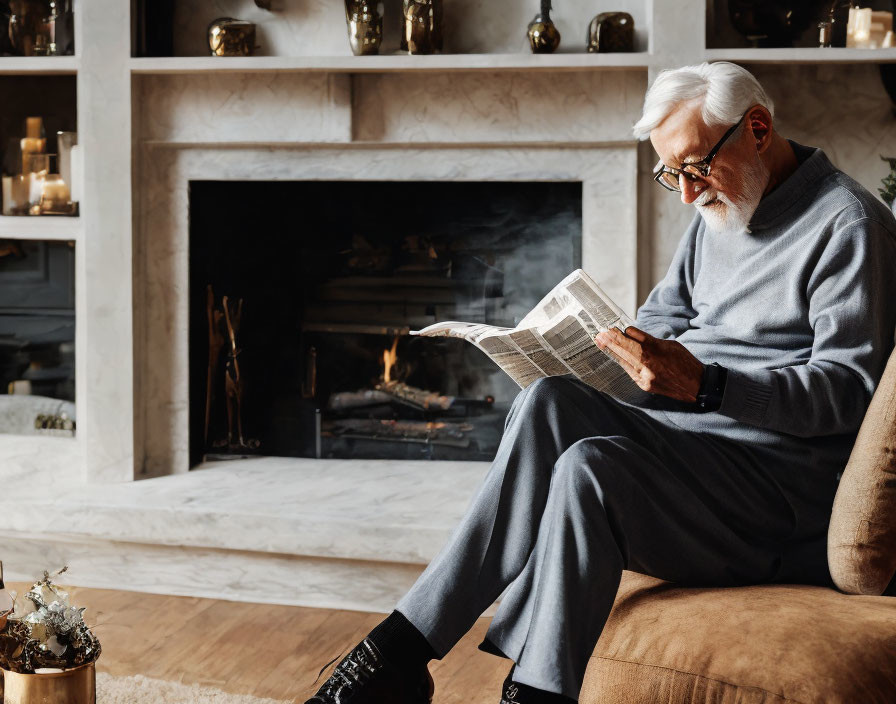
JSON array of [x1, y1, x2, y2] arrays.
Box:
[[383, 336, 399, 383]]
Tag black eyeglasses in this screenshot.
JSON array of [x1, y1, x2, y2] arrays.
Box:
[[653, 111, 748, 192]]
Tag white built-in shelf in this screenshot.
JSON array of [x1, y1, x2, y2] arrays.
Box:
[[126, 49, 896, 74], [0, 215, 81, 240], [128, 52, 652, 74], [0, 56, 79, 74], [704, 47, 896, 64]]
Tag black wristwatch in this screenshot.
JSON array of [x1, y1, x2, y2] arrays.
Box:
[[695, 362, 728, 412]]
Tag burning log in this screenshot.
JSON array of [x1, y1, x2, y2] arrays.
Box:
[[327, 389, 394, 411], [373, 380, 454, 411], [372, 335, 455, 410]]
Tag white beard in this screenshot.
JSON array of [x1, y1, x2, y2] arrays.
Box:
[[694, 159, 769, 236]]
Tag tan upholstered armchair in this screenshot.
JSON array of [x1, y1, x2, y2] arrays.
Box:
[[579, 349, 896, 703]]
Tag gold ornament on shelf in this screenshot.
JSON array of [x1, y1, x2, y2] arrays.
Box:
[[400, 0, 443, 55], [207, 17, 258, 57], [7, 0, 49, 57], [344, 0, 384, 55], [587, 12, 635, 53], [527, 1, 561, 54]]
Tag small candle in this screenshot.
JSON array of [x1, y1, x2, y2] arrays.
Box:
[[870, 11, 893, 47], [8, 379, 31, 395], [847, 7, 872, 47], [40, 174, 72, 213], [845, 8, 891, 48]]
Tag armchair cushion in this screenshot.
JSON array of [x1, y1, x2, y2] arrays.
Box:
[[580, 571, 896, 704], [828, 346, 896, 595]]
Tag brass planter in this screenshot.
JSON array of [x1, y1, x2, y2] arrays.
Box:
[[2, 662, 96, 704]]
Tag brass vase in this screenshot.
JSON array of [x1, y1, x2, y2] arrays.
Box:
[[8, 0, 49, 57], [400, 0, 443, 55], [207, 17, 257, 56], [344, 0, 383, 55], [2, 662, 96, 704], [527, 2, 561, 54], [587, 12, 635, 53]]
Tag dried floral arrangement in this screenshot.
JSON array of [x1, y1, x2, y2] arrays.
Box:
[[0, 567, 101, 673]]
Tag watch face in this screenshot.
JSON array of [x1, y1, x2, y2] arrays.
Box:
[[696, 363, 726, 411]]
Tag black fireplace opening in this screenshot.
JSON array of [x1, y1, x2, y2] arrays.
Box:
[[189, 180, 582, 466]]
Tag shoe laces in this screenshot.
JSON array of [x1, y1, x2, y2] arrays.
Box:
[[501, 681, 520, 704], [314, 640, 384, 700]]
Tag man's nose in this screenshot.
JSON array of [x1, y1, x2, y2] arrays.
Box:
[[679, 176, 706, 205]]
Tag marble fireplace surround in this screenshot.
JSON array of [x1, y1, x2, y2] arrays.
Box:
[[0, 70, 644, 609], [137, 143, 639, 476]]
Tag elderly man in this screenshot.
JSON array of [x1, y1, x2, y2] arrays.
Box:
[[305, 62, 896, 704]]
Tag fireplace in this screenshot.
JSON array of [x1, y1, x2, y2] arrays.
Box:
[[188, 180, 582, 465]]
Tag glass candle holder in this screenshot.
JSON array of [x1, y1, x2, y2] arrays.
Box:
[[40, 171, 72, 214], [56, 131, 77, 192], [26, 152, 49, 214], [32, 153, 72, 215]]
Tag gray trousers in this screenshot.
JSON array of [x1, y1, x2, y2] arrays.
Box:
[[394, 376, 839, 700]]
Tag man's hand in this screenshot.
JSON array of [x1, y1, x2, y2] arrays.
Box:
[[594, 326, 704, 402]]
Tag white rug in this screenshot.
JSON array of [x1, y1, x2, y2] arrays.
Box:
[[96, 672, 293, 704]]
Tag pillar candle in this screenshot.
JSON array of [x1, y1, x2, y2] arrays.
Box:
[[847, 7, 872, 47], [24, 117, 43, 139], [2, 174, 31, 215], [20, 137, 46, 174]]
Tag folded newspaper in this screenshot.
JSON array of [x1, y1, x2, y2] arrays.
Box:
[[410, 269, 645, 402]]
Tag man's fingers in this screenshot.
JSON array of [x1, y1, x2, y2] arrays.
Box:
[[606, 347, 640, 382], [597, 339, 642, 376], [596, 326, 703, 401], [597, 329, 643, 369], [623, 325, 650, 343]]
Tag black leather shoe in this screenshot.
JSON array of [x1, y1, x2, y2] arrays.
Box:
[[305, 637, 434, 704], [498, 667, 575, 704]]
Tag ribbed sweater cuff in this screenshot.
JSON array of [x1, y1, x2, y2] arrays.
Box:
[[717, 368, 773, 426]]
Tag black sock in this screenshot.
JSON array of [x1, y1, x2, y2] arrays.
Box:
[[367, 610, 438, 672], [502, 666, 577, 704]]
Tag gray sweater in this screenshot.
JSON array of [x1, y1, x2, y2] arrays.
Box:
[[634, 141, 896, 472]]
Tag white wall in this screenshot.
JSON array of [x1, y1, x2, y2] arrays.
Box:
[[639, 62, 896, 302]]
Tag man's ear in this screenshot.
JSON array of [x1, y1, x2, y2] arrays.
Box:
[[747, 105, 773, 154]]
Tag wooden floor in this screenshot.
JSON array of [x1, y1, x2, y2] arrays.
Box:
[[7, 583, 509, 703]]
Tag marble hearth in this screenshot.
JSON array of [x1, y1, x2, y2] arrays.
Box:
[[0, 457, 491, 612]]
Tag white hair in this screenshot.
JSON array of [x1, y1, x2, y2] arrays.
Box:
[[632, 62, 774, 140]]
